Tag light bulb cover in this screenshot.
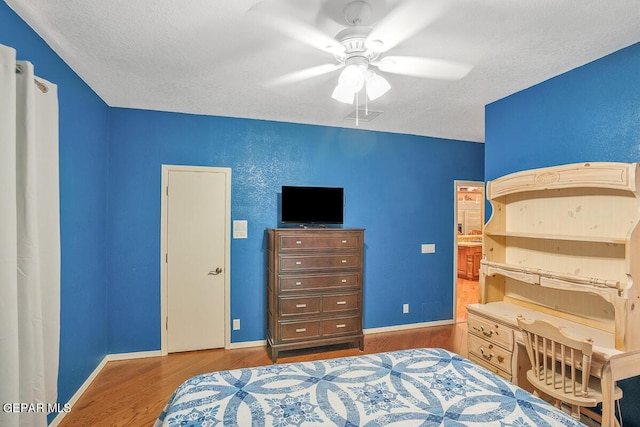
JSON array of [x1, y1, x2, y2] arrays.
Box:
[[331, 83, 355, 104], [338, 64, 365, 92], [365, 71, 390, 101]]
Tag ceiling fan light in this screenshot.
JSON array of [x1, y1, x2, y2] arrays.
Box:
[[366, 72, 390, 101], [338, 64, 365, 92], [332, 83, 355, 104]]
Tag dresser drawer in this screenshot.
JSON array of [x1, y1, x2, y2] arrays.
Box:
[[280, 321, 321, 341], [322, 316, 360, 337], [279, 296, 321, 317], [467, 333, 512, 375], [469, 354, 511, 381], [278, 234, 361, 251], [468, 314, 514, 350], [279, 273, 360, 292], [322, 293, 359, 313], [279, 254, 361, 272]]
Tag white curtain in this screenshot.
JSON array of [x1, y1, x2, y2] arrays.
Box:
[[0, 44, 60, 427]]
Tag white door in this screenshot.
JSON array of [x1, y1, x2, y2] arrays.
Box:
[[166, 168, 228, 352]]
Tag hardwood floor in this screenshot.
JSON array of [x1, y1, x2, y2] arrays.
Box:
[[58, 323, 468, 427], [456, 277, 479, 323]]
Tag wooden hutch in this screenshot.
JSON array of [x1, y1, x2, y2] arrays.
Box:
[[467, 162, 640, 427]]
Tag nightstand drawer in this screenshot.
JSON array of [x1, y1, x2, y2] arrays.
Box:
[[322, 293, 359, 313], [279, 254, 361, 272], [280, 321, 321, 341], [279, 273, 360, 292], [322, 316, 360, 337], [279, 234, 361, 251], [468, 333, 512, 374], [279, 296, 321, 317], [468, 314, 513, 350]]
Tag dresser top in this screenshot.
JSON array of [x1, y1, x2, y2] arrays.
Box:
[[268, 227, 365, 232]]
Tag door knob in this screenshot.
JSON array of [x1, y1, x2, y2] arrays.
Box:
[[208, 267, 223, 275]]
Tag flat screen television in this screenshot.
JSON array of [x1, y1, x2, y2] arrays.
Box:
[[281, 186, 344, 225]]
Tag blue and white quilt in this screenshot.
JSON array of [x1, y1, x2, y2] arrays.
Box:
[[155, 347, 584, 426]]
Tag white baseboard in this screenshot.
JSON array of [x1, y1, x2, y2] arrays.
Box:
[[49, 355, 109, 426], [364, 319, 454, 335], [107, 350, 163, 361], [228, 339, 266, 349], [48, 350, 162, 426]]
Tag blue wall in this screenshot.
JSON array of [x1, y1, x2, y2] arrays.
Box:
[[486, 42, 640, 180], [107, 109, 485, 349], [0, 1, 111, 420], [485, 42, 640, 426]]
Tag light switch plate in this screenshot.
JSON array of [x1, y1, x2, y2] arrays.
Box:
[[233, 220, 248, 239], [421, 243, 435, 253]]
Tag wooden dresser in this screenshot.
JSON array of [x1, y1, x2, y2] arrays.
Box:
[[266, 228, 364, 362], [468, 162, 640, 426]]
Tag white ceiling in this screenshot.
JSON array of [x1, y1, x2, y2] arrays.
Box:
[[6, 0, 640, 142]]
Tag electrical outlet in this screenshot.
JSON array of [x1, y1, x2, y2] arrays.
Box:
[[233, 319, 240, 330], [403, 304, 409, 314]]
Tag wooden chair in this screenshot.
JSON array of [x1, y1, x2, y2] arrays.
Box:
[[517, 315, 623, 426]]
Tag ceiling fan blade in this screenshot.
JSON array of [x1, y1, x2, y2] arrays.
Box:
[[247, 1, 345, 55], [373, 56, 472, 80], [366, 0, 447, 53], [265, 63, 344, 87]]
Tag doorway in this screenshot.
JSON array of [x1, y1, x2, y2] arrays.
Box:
[[454, 181, 484, 323], [160, 165, 231, 354]]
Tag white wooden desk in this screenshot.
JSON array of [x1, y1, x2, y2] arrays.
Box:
[[468, 301, 640, 427]]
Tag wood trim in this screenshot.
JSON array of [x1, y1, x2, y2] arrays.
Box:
[[488, 162, 636, 199]]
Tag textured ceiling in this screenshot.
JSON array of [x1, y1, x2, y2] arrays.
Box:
[[6, 0, 640, 142]]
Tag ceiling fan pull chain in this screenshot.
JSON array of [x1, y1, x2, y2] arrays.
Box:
[[356, 91, 359, 126], [365, 87, 369, 116]]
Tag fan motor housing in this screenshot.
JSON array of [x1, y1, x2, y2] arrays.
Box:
[[334, 26, 380, 63]]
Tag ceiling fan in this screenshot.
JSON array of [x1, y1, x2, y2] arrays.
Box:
[[248, 0, 473, 109]]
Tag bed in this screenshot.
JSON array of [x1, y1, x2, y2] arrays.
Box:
[[154, 347, 584, 426]]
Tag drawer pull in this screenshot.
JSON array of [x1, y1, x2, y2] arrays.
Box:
[[295, 261, 302, 265], [336, 324, 346, 328], [295, 328, 306, 333], [295, 281, 302, 285], [336, 301, 347, 305], [476, 325, 494, 338], [296, 240, 302, 245], [295, 304, 307, 308], [479, 347, 494, 361], [341, 279, 347, 283], [341, 259, 347, 263], [341, 240, 347, 244]]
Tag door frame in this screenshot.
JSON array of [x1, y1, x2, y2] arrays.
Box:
[[453, 180, 484, 322], [160, 164, 232, 355]]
